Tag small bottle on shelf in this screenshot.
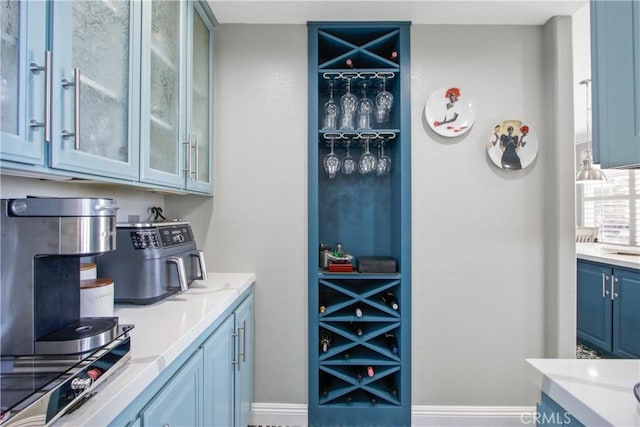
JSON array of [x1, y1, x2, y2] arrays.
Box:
[[345, 58, 355, 68], [381, 290, 399, 310], [320, 372, 332, 398], [389, 51, 398, 61], [384, 375, 398, 398], [354, 366, 364, 382], [351, 322, 364, 336], [384, 331, 399, 354], [320, 301, 327, 314], [320, 331, 332, 353], [354, 306, 363, 318]]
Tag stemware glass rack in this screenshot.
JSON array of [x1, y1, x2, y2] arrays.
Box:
[[308, 22, 411, 427]]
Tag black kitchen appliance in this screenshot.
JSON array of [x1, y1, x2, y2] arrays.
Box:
[[97, 221, 207, 304]]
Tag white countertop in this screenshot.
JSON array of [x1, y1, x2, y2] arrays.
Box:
[[526, 358, 640, 426], [53, 272, 256, 427], [577, 243, 640, 271]]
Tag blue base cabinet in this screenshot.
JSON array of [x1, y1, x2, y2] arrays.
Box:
[[140, 350, 204, 426], [110, 289, 253, 427], [307, 22, 412, 427], [536, 393, 584, 426], [577, 260, 640, 358], [590, 0, 640, 169]]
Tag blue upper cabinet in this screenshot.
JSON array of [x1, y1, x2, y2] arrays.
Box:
[[49, 0, 141, 180], [139, 0, 214, 194], [1, 0, 214, 195], [0, 1, 47, 165], [591, 0, 640, 169]]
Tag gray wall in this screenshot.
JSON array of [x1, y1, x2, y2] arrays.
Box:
[[167, 19, 576, 407]]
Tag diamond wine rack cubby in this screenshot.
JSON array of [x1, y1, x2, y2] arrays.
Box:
[[308, 22, 411, 427]]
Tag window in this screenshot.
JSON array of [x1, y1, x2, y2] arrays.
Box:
[[579, 169, 640, 246]]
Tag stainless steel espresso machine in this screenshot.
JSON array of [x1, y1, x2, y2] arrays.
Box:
[[0, 197, 133, 426]]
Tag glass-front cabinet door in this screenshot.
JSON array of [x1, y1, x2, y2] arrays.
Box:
[[185, 2, 214, 193], [49, 0, 140, 180], [0, 1, 47, 165], [140, 0, 186, 188]]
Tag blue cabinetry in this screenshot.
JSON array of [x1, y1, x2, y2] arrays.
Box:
[[140, 349, 204, 426], [1, 0, 214, 195], [0, 1, 47, 165], [110, 289, 254, 427], [577, 260, 640, 357], [308, 22, 411, 427], [536, 393, 584, 426], [139, 0, 214, 193], [590, 0, 640, 169]]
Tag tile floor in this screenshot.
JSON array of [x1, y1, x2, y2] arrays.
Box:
[[576, 343, 603, 359]]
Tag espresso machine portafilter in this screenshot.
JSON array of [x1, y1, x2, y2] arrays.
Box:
[[0, 197, 118, 356]]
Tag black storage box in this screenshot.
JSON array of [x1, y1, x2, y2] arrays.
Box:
[[357, 256, 397, 273]]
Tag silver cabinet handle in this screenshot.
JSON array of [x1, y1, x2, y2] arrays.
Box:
[[182, 133, 191, 175], [29, 51, 52, 142], [189, 250, 207, 280], [61, 67, 80, 150], [239, 320, 247, 363], [612, 275, 618, 299], [232, 329, 239, 370], [602, 273, 609, 298], [193, 134, 199, 179], [167, 256, 188, 291]]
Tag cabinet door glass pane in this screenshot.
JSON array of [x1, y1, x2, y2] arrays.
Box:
[[192, 10, 210, 182], [1, 0, 20, 134], [149, 0, 180, 174], [72, 0, 129, 161]]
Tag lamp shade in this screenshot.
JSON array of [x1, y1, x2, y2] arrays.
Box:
[[576, 151, 607, 183]]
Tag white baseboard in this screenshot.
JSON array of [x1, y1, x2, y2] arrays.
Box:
[[250, 403, 536, 426]]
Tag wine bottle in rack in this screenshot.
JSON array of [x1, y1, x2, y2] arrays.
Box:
[[355, 306, 363, 318], [370, 397, 377, 406], [320, 372, 332, 398], [381, 291, 399, 310], [389, 51, 398, 61], [320, 331, 332, 353], [345, 395, 353, 406], [384, 375, 398, 398], [320, 301, 327, 314], [384, 331, 399, 354], [366, 365, 375, 378], [354, 366, 364, 382], [351, 322, 364, 336], [345, 58, 355, 68]]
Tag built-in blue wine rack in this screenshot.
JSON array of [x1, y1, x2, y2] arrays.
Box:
[[308, 22, 411, 427]]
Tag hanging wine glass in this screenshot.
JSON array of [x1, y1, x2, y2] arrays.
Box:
[[375, 74, 394, 125], [341, 140, 356, 175], [358, 137, 376, 175], [322, 78, 340, 130], [323, 137, 340, 179], [376, 139, 391, 176], [339, 76, 357, 130], [356, 80, 374, 130]]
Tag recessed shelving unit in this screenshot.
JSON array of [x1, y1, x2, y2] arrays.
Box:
[[308, 22, 411, 427]]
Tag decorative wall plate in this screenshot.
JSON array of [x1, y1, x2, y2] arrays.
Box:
[[425, 87, 475, 137], [486, 120, 538, 171]]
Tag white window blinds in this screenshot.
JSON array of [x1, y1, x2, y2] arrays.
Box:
[[580, 169, 639, 246]]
